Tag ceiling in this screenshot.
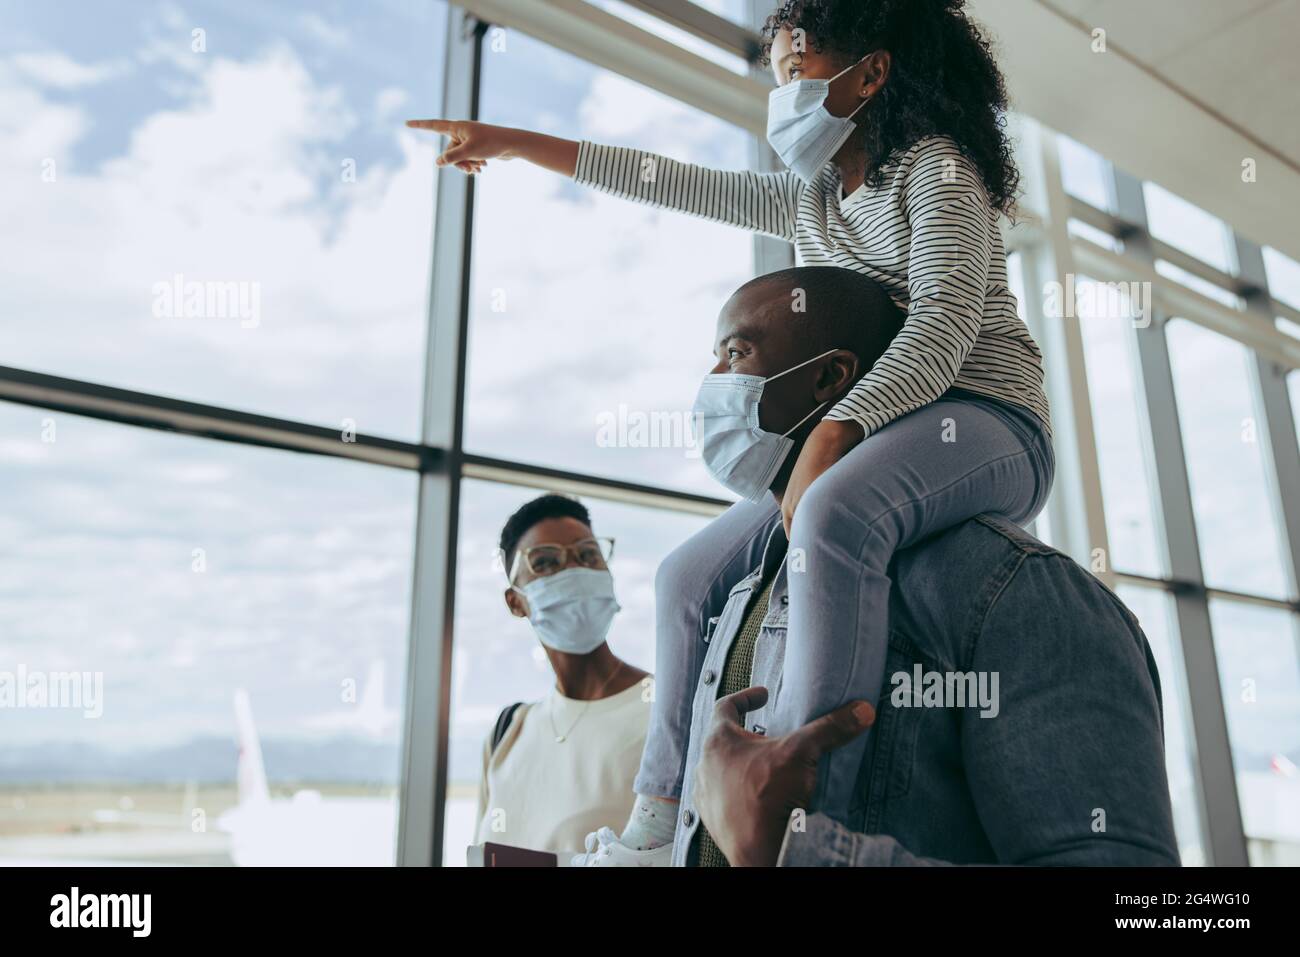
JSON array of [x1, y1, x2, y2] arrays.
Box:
[[1043, 0, 1300, 168], [971, 0, 1300, 262]]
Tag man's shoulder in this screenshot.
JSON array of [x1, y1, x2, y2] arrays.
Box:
[[889, 514, 1082, 637], [894, 512, 1061, 581], [969, 513, 1061, 556]]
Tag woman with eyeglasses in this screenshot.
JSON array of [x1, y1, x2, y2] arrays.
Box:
[[472, 494, 655, 858]]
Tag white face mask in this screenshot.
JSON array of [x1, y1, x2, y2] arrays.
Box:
[[766, 54, 871, 184], [691, 348, 839, 502], [515, 567, 621, 655]]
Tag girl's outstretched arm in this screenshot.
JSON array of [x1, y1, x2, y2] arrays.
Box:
[[406, 119, 579, 176], [407, 119, 802, 242]]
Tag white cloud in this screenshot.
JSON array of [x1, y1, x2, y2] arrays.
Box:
[[11, 51, 129, 88], [298, 12, 349, 50], [1, 45, 429, 437], [374, 85, 408, 119]]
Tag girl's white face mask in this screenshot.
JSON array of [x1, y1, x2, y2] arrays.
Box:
[[766, 54, 871, 184], [691, 348, 839, 502]]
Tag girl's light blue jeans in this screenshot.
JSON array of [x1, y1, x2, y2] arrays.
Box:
[[634, 388, 1055, 825]]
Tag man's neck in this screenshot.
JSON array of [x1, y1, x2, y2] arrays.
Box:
[[547, 644, 630, 701], [768, 484, 787, 509]]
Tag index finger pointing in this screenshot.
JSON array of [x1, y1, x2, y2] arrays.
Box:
[[405, 118, 452, 131]]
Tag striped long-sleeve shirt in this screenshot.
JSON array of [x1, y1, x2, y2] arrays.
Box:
[[573, 135, 1051, 438]]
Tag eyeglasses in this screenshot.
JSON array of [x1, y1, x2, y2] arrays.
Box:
[[507, 537, 616, 582]]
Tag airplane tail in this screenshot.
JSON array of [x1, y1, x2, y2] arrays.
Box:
[[234, 689, 270, 805]]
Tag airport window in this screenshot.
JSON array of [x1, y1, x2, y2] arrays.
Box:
[[1207, 599, 1300, 865], [1057, 135, 1113, 212], [1263, 246, 1300, 312], [595, 0, 752, 74], [463, 30, 754, 497], [1154, 259, 1244, 311], [1, 0, 1296, 875], [0, 0, 445, 440], [1075, 278, 1166, 578], [1291, 372, 1300, 435], [1067, 218, 1124, 255], [1117, 584, 1205, 866], [1005, 251, 1056, 549], [1166, 319, 1290, 599], [1142, 182, 1237, 276], [441, 478, 710, 865], [0, 401, 417, 865]]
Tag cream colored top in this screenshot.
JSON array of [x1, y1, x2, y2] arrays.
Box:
[[473, 676, 653, 856]]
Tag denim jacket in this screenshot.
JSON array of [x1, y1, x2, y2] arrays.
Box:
[[671, 513, 1180, 866]]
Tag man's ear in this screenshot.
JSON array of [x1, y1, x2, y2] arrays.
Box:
[[504, 586, 529, 619], [814, 350, 861, 401]]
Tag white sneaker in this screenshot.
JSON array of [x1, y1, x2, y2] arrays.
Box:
[[569, 826, 673, 867]]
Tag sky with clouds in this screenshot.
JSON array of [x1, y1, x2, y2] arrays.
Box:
[[0, 1, 747, 778]]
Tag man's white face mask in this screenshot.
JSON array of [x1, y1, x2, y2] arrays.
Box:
[[691, 348, 839, 502]]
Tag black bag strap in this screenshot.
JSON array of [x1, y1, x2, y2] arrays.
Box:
[[490, 701, 524, 754]]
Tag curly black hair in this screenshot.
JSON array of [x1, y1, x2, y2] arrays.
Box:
[[760, 0, 1020, 216]]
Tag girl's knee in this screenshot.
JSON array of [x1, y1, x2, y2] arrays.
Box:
[[788, 472, 845, 546]]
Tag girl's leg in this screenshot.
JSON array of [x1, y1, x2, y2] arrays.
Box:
[[775, 396, 1054, 827], [633, 496, 781, 800]]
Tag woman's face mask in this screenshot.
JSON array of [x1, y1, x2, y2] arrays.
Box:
[[691, 348, 839, 502], [514, 567, 620, 655], [766, 53, 872, 184]]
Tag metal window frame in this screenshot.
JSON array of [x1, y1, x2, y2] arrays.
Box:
[[1010, 118, 1300, 865], [1106, 168, 1247, 866]]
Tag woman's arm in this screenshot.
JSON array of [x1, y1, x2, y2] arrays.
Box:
[[407, 119, 802, 242]]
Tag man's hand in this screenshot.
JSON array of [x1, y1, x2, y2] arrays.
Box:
[[781, 418, 864, 536], [692, 686, 875, 866]]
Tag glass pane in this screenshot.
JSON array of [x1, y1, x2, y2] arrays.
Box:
[[1075, 278, 1165, 577], [464, 31, 753, 497], [1143, 182, 1235, 275], [1208, 600, 1300, 865], [0, 402, 417, 865], [1057, 135, 1112, 211], [1166, 320, 1289, 598], [1291, 372, 1300, 439], [1263, 246, 1300, 312], [595, 1, 749, 74], [696, 0, 752, 24], [1117, 585, 1205, 866], [1006, 252, 1055, 549], [0, 0, 445, 439], [443, 479, 712, 864], [1154, 260, 1243, 311], [1067, 218, 1123, 254]]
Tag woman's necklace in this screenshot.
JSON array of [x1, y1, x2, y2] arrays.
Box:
[[550, 662, 627, 744]]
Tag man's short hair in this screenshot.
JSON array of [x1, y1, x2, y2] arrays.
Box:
[[498, 494, 592, 578], [739, 265, 905, 369]]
